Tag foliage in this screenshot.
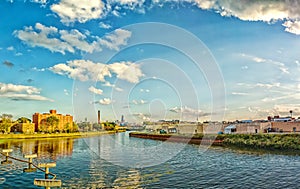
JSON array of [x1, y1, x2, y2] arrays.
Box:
[[223, 134, 300, 151], [0, 114, 13, 133], [72, 122, 79, 132], [40, 116, 60, 133], [103, 122, 116, 131], [17, 117, 31, 123]]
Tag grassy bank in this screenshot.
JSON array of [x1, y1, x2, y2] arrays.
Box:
[[0, 131, 117, 139], [222, 133, 300, 151]]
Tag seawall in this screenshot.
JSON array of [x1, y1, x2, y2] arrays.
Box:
[[129, 132, 223, 145]]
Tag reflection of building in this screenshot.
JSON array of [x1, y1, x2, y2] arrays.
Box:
[[10, 123, 35, 134], [21, 138, 74, 159], [32, 110, 73, 132]]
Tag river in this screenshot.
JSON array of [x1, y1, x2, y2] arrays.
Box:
[[0, 132, 299, 188]]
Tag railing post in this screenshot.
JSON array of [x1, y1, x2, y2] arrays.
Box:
[[1, 149, 13, 164], [23, 154, 37, 172], [38, 162, 56, 179]]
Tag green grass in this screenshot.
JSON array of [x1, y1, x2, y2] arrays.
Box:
[[223, 134, 300, 151]]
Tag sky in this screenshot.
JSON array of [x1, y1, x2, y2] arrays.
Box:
[[1, 0, 300, 123]]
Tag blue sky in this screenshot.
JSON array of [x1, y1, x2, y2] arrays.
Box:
[[1, 0, 300, 122]]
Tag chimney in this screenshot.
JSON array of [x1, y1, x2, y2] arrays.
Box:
[[98, 110, 101, 124]]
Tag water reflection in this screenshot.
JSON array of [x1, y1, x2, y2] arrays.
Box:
[[0, 138, 73, 160]]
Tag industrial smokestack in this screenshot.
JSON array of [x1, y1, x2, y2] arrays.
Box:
[[98, 110, 101, 124]]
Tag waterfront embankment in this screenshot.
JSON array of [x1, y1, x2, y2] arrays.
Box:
[[129, 132, 300, 152], [0, 131, 117, 139], [129, 132, 223, 145]]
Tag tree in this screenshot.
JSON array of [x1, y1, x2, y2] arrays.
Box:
[[103, 122, 116, 131], [72, 122, 79, 132], [17, 117, 31, 123], [0, 114, 13, 133], [43, 116, 59, 133]]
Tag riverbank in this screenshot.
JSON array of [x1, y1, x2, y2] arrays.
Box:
[[129, 132, 300, 152], [129, 132, 223, 145], [0, 131, 117, 139]]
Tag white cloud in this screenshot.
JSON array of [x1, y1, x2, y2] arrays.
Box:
[[14, 24, 132, 54], [237, 82, 281, 89], [240, 53, 289, 74], [7, 46, 14, 51], [132, 112, 151, 121], [191, 0, 300, 35], [63, 89, 69, 96], [102, 81, 123, 92], [32, 67, 46, 72], [97, 29, 132, 51], [232, 92, 249, 96], [108, 61, 144, 83], [283, 20, 300, 35], [30, 0, 48, 5], [50, 59, 144, 83], [169, 106, 210, 117], [59, 29, 96, 53], [44, 0, 300, 36], [140, 89, 150, 93], [99, 22, 112, 29], [88, 86, 103, 95], [14, 23, 73, 54], [99, 98, 112, 105], [0, 83, 40, 94], [132, 99, 147, 105], [51, 0, 105, 24], [0, 83, 52, 101]]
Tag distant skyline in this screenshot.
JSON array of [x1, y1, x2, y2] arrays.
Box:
[[1, 0, 300, 123]]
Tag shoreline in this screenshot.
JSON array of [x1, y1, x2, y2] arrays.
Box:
[[129, 132, 300, 154], [129, 132, 223, 145], [0, 131, 118, 139]]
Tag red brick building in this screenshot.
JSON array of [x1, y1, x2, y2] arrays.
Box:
[[32, 110, 73, 132]]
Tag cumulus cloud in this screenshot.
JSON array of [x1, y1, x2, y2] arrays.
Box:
[[97, 29, 132, 51], [132, 112, 151, 121], [88, 86, 103, 95], [14, 23, 73, 54], [44, 0, 300, 35], [169, 106, 210, 117], [108, 61, 144, 83], [50, 59, 144, 83], [0, 83, 52, 101], [99, 22, 112, 29], [51, 0, 105, 24], [283, 20, 300, 35], [98, 98, 112, 105], [14, 23, 131, 54], [192, 0, 300, 35]]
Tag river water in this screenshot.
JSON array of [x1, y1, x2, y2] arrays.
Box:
[[0, 132, 300, 188]]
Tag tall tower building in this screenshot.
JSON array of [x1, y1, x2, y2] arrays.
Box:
[[121, 115, 124, 123]]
